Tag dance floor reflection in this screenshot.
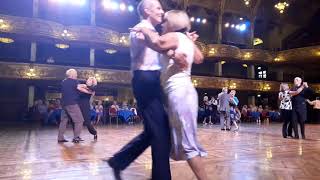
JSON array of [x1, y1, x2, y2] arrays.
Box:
[[1, 123, 320, 180]]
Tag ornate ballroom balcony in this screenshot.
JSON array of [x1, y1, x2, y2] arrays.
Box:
[[1, 14, 320, 64], [1, 62, 319, 93]]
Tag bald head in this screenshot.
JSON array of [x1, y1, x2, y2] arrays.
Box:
[[137, 0, 164, 25], [137, 0, 158, 18], [66, 69, 77, 79]]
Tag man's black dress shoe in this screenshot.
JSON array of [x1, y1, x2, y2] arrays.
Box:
[[58, 139, 68, 143]]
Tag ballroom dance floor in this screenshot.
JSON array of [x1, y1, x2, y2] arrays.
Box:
[[1, 123, 320, 180]]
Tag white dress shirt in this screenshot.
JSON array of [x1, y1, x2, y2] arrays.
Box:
[[130, 20, 161, 71]]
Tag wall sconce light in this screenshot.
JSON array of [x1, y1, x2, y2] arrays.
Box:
[[229, 82, 237, 89], [0, 37, 14, 43], [192, 79, 198, 87], [55, 43, 69, 49]]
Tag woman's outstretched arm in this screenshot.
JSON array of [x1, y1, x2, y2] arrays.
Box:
[[134, 27, 178, 52]]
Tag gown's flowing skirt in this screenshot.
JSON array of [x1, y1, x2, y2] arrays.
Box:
[[164, 77, 207, 161]]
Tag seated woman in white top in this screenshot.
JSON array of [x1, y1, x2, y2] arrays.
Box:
[[132, 10, 208, 180]]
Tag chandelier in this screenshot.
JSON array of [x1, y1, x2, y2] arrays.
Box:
[[243, 0, 250, 6], [61, 29, 72, 38], [275, 2, 289, 14]]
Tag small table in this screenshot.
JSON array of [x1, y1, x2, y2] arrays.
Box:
[[117, 110, 134, 123]]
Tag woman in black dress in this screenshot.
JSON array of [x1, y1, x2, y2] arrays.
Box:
[[78, 77, 98, 140]]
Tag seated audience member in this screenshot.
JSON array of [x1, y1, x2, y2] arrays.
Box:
[[251, 106, 261, 123], [37, 100, 48, 125], [241, 105, 248, 121], [261, 106, 270, 121], [122, 102, 129, 110], [95, 100, 104, 125], [110, 101, 119, 111]]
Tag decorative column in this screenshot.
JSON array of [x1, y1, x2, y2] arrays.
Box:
[[276, 70, 284, 81], [90, 0, 96, 26], [214, 62, 222, 76], [90, 48, 95, 66], [31, 0, 39, 62], [217, 13, 223, 44], [249, 18, 255, 48], [217, 0, 226, 44], [30, 42, 37, 62], [248, 96, 256, 106], [249, 0, 261, 48], [28, 86, 35, 108], [89, 0, 96, 66], [247, 65, 255, 79], [32, 0, 39, 18]]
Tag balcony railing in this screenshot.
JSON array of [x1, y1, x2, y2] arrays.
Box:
[[1, 14, 320, 64], [1, 61, 319, 93]]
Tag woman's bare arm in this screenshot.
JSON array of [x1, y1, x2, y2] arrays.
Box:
[[306, 99, 315, 105], [193, 45, 204, 64], [138, 28, 179, 51], [77, 84, 93, 94]]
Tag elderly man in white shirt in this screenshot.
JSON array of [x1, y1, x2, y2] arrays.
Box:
[[106, 1, 202, 180]]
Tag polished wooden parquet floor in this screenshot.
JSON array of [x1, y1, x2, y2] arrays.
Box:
[[1, 123, 320, 180]]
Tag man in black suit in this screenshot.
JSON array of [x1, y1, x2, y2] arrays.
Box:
[[58, 69, 92, 143], [289, 77, 309, 139]]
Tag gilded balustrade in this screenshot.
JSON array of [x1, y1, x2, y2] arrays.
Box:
[[1, 14, 320, 63], [0, 14, 126, 47], [1, 62, 319, 92]]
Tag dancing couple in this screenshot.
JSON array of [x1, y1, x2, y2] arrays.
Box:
[[107, 0, 207, 179], [58, 69, 98, 143], [280, 77, 310, 139]]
